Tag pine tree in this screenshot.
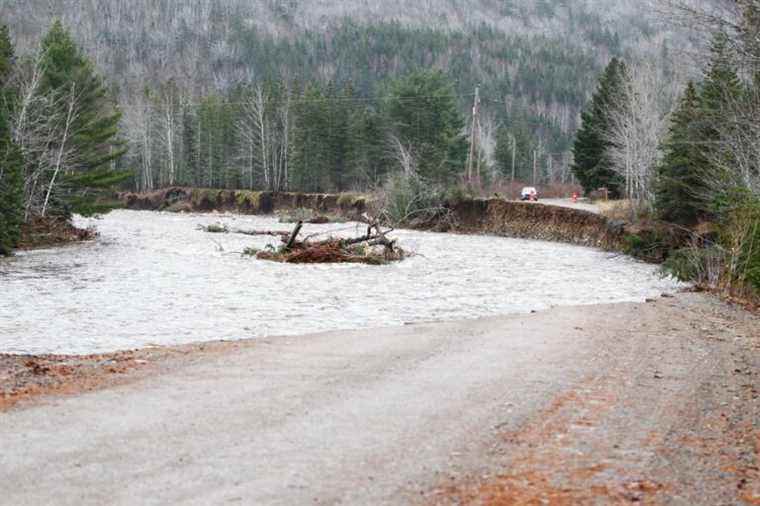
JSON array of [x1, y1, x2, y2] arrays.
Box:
[[655, 82, 704, 225], [657, 35, 744, 226], [494, 126, 513, 178], [291, 83, 331, 192], [38, 20, 127, 215], [696, 33, 743, 195], [0, 106, 23, 255], [384, 70, 466, 183], [0, 25, 23, 256], [571, 58, 627, 197], [346, 102, 389, 188]]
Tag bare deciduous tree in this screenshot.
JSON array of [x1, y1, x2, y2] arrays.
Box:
[[604, 61, 683, 208], [236, 85, 292, 191], [10, 51, 84, 218]]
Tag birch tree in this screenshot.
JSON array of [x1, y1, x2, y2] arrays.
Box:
[[604, 62, 682, 208], [235, 84, 292, 191]]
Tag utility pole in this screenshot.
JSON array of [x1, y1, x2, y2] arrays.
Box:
[[510, 133, 516, 184], [532, 149, 537, 186], [547, 154, 553, 184], [466, 86, 481, 183]]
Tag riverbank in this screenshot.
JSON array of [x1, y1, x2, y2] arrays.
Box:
[[118, 187, 628, 250], [16, 216, 96, 250], [1, 293, 758, 505]]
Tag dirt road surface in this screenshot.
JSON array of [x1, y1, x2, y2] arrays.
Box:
[[538, 198, 601, 214], [1, 293, 758, 505]]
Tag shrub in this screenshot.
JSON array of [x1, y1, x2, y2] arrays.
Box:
[[623, 230, 669, 263], [720, 196, 760, 294], [662, 244, 725, 286], [337, 193, 361, 207], [376, 172, 448, 225], [235, 191, 262, 210]]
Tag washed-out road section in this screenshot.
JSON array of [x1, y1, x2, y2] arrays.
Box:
[[1, 294, 758, 505]]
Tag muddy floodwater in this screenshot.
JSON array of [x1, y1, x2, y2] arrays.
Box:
[[0, 210, 683, 355]]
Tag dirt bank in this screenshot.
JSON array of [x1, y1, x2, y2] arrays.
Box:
[[119, 187, 628, 249], [119, 187, 368, 218], [16, 216, 96, 251], [1, 294, 758, 505], [445, 197, 623, 249]]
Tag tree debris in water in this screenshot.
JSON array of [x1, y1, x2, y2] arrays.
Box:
[[277, 208, 346, 225], [199, 218, 406, 264], [257, 220, 405, 265], [197, 223, 290, 240]]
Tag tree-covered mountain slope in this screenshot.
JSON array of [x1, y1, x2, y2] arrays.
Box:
[[0, 0, 678, 190]]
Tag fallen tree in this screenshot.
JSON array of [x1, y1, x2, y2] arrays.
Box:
[[197, 223, 291, 240], [198, 217, 406, 265], [252, 220, 405, 265]]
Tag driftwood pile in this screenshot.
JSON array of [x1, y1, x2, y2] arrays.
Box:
[[258, 221, 404, 265], [199, 219, 405, 265]]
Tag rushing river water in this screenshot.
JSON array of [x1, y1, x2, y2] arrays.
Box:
[[0, 210, 683, 355]]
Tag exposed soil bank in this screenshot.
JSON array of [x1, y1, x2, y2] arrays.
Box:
[[445, 197, 624, 249], [119, 187, 368, 219], [1, 294, 758, 505], [16, 216, 96, 251], [119, 187, 628, 249]]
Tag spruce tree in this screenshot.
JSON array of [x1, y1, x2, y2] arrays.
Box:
[[38, 20, 127, 215], [657, 35, 743, 226], [697, 33, 743, 192], [291, 83, 331, 192], [0, 106, 23, 255], [384, 70, 466, 184], [494, 126, 513, 178], [655, 82, 704, 225], [0, 25, 23, 256], [346, 102, 389, 188], [571, 58, 627, 197]]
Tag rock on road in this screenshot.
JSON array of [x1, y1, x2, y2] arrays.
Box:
[[1, 294, 758, 505]]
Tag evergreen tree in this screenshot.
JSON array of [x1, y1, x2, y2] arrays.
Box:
[[38, 20, 127, 215], [494, 121, 534, 181], [291, 83, 331, 192], [384, 70, 466, 183], [657, 35, 743, 226], [0, 25, 23, 255], [0, 105, 23, 255], [494, 126, 513, 179], [345, 102, 390, 188], [696, 33, 743, 197], [655, 82, 704, 225], [571, 58, 627, 197]]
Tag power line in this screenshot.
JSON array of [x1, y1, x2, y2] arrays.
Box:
[[147, 92, 479, 108]]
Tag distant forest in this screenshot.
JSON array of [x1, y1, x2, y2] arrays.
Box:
[[0, 0, 677, 192]]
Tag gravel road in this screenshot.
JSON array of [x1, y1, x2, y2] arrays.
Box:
[[1, 293, 758, 505], [538, 198, 601, 214]]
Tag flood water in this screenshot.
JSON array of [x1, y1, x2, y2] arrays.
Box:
[[1, 210, 682, 355]]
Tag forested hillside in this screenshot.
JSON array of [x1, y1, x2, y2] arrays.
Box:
[[0, 0, 673, 191]]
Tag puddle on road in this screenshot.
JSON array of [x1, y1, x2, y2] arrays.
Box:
[[0, 210, 682, 355]]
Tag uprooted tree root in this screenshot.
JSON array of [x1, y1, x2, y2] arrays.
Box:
[[199, 218, 408, 265], [254, 220, 406, 265], [257, 239, 405, 265]]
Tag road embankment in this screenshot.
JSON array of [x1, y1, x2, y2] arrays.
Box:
[[119, 187, 628, 250]]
